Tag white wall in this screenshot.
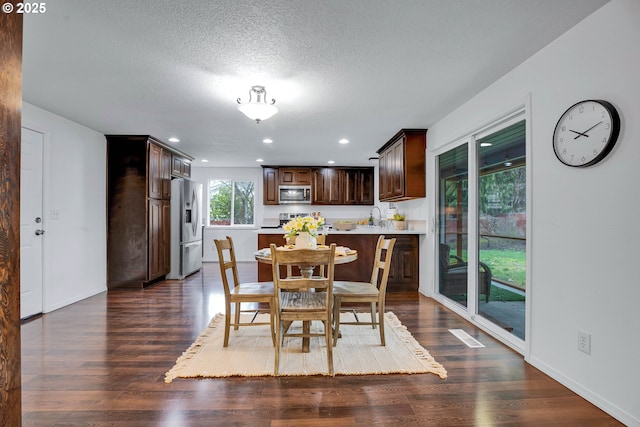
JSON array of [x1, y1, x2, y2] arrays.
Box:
[[22, 102, 107, 312], [425, 1, 639, 424]]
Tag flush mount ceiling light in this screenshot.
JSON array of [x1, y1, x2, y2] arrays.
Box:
[[237, 86, 278, 123]]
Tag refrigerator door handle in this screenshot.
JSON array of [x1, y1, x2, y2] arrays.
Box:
[[184, 241, 201, 248], [191, 186, 200, 236]]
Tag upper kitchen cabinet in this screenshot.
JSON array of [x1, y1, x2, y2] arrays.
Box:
[[377, 129, 427, 202], [312, 167, 343, 205], [263, 166, 374, 205], [148, 143, 172, 199], [279, 167, 311, 185], [262, 167, 279, 205], [343, 167, 374, 205], [171, 154, 192, 178]]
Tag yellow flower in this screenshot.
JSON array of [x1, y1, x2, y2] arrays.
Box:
[[283, 215, 324, 238]]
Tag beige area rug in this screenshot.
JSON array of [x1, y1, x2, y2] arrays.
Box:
[[165, 312, 447, 383]]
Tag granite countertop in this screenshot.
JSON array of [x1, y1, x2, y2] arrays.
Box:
[[256, 225, 425, 235]]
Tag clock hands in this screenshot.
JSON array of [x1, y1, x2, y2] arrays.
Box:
[[570, 121, 603, 140]]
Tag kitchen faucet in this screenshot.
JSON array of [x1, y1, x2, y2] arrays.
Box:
[[370, 206, 382, 227]]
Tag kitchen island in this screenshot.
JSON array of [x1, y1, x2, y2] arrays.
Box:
[[256, 226, 424, 292]]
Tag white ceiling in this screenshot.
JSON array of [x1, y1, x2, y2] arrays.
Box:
[[22, 0, 608, 168]]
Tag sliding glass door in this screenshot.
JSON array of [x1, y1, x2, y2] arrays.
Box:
[[437, 143, 469, 307], [435, 113, 527, 343], [477, 120, 526, 340]]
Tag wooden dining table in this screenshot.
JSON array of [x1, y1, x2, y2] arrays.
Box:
[[254, 245, 358, 352], [255, 245, 358, 277]]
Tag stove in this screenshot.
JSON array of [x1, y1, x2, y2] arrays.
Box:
[[279, 212, 309, 226]]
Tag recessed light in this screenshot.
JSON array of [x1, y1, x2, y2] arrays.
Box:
[[201, 159, 209, 163], [256, 158, 264, 162], [263, 138, 273, 144], [168, 137, 180, 143], [339, 138, 349, 144], [328, 160, 335, 164]]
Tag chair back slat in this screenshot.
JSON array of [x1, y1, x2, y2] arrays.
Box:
[[369, 235, 396, 292], [214, 236, 241, 296], [270, 244, 336, 293]]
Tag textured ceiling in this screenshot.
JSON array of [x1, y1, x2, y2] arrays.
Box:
[[22, 0, 609, 168]]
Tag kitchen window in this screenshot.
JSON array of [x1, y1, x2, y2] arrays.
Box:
[[208, 179, 255, 226]]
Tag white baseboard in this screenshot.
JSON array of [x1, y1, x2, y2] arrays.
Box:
[[528, 356, 639, 427], [44, 285, 106, 314]]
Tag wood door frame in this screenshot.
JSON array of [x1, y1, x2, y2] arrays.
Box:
[[0, 7, 23, 426]]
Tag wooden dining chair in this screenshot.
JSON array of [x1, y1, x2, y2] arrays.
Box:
[[285, 234, 326, 277], [270, 243, 336, 376], [214, 236, 276, 347], [332, 236, 396, 346]]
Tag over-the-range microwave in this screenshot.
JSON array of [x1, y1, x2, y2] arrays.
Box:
[[278, 185, 312, 204]]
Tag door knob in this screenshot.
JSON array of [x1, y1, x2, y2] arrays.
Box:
[[35, 229, 45, 236]]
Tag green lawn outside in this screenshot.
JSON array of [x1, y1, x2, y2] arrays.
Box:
[[451, 248, 526, 288], [480, 249, 526, 288]]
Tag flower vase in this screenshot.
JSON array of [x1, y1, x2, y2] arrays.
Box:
[[295, 232, 317, 249]]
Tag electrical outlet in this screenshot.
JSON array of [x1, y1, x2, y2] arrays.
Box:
[[578, 330, 591, 355]]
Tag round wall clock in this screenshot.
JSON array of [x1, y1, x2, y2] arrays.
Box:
[[552, 99, 621, 167]]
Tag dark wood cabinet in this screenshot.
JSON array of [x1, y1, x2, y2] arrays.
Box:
[[162, 199, 171, 273], [182, 159, 191, 178], [263, 165, 374, 205], [378, 129, 427, 202], [257, 233, 419, 291], [171, 154, 192, 178], [312, 167, 343, 205], [148, 198, 164, 280], [106, 135, 192, 289], [386, 235, 419, 291], [148, 198, 171, 281], [148, 143, 163, 199], [262, 167, 279, 205], [279, 167, 311, 185], [343, 168, 374, 205], [162, 150, 172, 199]]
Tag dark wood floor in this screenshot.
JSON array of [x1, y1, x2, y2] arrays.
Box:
[[21, 263, 621, 426]]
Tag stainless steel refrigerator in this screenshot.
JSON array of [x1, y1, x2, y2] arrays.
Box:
[[167, 178, 203, 279]]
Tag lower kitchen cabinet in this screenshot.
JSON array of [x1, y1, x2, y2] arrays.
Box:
[[148, 199, 171, 281], [257, 233, 419, 292], [386, 235, 419, 291]]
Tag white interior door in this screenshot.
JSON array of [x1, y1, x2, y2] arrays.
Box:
[[20, 127, 44, 319]]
